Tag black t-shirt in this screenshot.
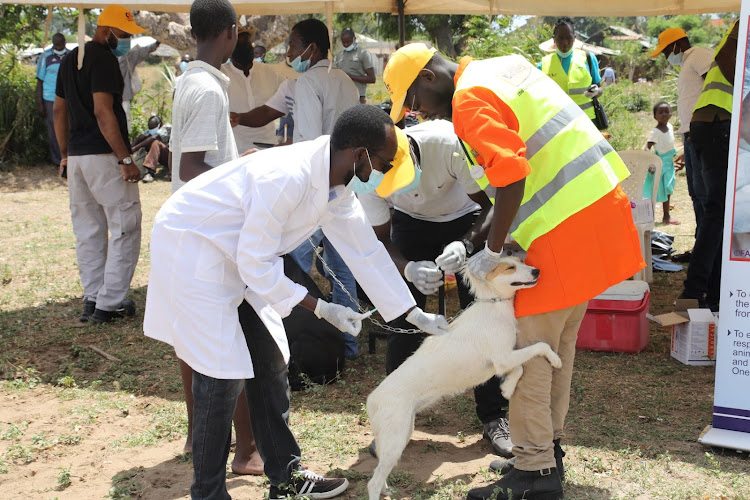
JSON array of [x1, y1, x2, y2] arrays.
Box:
[[56, 41, 130, 156]]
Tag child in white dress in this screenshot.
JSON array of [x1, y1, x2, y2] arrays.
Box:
[[644, 101, 679, 224]]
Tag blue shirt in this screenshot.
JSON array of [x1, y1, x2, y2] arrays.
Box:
[[537, 51, 602, 85], [36, 48, 69, 102]]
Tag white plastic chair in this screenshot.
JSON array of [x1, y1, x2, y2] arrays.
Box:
[[617, 150, 662, 282]]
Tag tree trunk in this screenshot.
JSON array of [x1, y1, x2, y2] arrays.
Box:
[[417, 15, 457, 58]]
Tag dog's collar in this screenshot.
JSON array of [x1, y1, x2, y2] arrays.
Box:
[[473, 297, 513, 303]]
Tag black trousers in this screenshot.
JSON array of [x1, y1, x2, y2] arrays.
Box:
[[385, 210, 508, 424]]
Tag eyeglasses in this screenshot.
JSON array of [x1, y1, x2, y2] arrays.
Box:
[[367, 149, 395, 172]]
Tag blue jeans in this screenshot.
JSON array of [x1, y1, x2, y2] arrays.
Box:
[[683, 132, 707, 237], [289, 229, 359, 357], [191, 301, 301, 499]]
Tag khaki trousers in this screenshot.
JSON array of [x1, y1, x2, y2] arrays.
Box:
[[509, 301, 588, 471], [68, 154, 142, 310]]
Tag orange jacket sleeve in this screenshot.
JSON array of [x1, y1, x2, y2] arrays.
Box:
[[452, 86, 531, 188]]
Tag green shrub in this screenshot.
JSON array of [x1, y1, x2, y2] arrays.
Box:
[[0, 49, 48, 168], [603, 80, 652, 113]]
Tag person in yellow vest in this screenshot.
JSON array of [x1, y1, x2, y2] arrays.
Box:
[[539, 17, 603, 125], [383, 43, 644, 500], [677, 20, 739, 312]]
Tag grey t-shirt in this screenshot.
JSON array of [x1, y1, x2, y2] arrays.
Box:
[[334, 45, 374, 97]]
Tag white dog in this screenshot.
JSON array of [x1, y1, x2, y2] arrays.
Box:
[[366, 257, 562, 500]]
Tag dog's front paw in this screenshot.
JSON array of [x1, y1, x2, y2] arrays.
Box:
[[546, 352, 562, 369], [501, 385, 516, 400]]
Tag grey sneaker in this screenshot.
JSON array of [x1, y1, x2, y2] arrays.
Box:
[[483, 418, 513, 457]]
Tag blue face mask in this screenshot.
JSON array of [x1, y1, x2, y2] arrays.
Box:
[[290, 44, 312, 73], [148, 127, 159, 135], [112, 38, 131, 57], [53, 48, 66, 56], [179, 61, 189, 72], [254, 57, 263, 63], [347, 150, 385, 194], [556, 48, 573, 58], [344, 43, 357, 52], [394, 165, 421, 195]]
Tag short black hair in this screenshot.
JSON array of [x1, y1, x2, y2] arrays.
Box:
[[52, 33, 65, 44], [190, 0, 236, 41], [653, 101, 670, 115], [292, 18, 330, 58], [331, 105, 392, 152], [554, 17, 575, 35], [341, 28, 355, 38], [255, 45, 266, 54], [148, 116, 161, 128]]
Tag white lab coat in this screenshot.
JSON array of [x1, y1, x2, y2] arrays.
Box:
[[143, 136, 415, 379]]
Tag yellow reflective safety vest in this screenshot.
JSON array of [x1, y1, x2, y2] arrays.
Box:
[[694, 20, 737, 115], [541, 50, 595, 120], [455, 55, 629, 249]]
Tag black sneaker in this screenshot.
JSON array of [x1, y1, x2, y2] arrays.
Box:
[[467, 467, 563, 500], [269, 470, 348, 499], [90, 299, 136, 324], [483, 418, 513, 457], [489, 439, 566, 482], [79, 300, 96, 323]]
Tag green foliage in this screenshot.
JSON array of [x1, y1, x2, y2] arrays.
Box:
[[56, 466, 72, 489], [602, 80, 657, 151], [0, 6, 97, 47], [463, 17, 551, 62], [0, 50, 48, 167], [128, 65, 175, 141]]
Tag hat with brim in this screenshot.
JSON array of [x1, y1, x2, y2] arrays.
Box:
[[376, 127, 415, 197], [98, 5, 146, 35], [383, 43, 437, 123], [649, 27, 688, 58]]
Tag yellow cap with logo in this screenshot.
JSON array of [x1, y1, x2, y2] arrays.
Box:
[[649, 27, 687, 58], [376, 127, 416, 197], [98, 5, 146, 35], [383, 43, 436, 122]]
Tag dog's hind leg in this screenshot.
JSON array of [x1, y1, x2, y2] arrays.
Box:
[[499, 365, 523, 400], [367, 410, 415, 500]]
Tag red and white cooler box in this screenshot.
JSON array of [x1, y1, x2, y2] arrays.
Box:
[[577, 281, 650, 353]]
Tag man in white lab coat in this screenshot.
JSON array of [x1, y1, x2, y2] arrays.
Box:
[[143, 105, 448, 500]]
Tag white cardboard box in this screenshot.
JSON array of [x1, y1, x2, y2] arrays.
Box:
[[648, 299, 717, 366]]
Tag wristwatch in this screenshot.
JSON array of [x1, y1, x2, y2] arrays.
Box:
[[118, 156, 133, 165], [461, 238, 475, 255]]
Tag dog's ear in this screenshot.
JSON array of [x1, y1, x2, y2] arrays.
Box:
[[486, 261, 517, 281]]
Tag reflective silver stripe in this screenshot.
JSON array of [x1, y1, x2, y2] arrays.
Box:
[[703, 81, 734, 95], [569, 87, 588, 95], [525, 102, 585, 161], [579, 101, 594, 110], [510, 138, 614, 233]]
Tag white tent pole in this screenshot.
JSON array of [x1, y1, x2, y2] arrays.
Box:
[[43, 6, 53, 48], [77, 6, 85, 69], [326, 1, 334, 57]]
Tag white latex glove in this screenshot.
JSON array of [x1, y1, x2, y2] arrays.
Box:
[[314, 299, 366, 336], [405, 307, 450, 336], [435, 241, 467, 273], [584, 85, 600, 98], [467, 244, 504, 280], [404, 260, 443, 295]]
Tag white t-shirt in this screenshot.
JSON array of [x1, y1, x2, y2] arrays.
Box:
[[293, 59, 360, 142], [677, 46, 714, 134], [266, 79, 296, 120], [647, 123, 676, 155], [358, 120, 484, 225], [221, 61, 285, 152], [171, 61, 238, 193]]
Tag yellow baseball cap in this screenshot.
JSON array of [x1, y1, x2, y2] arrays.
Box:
[[383, 43, 437, 122], [649, 27, 687, 58], [375, 127, 416, 197], [97, 5, 146, 35]]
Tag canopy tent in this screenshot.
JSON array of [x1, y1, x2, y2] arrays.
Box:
[[8, 0, 744, 16]]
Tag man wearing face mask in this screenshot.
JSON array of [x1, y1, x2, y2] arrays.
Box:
[[650, 28, 714, 260], [222, 25, 285, 154], [131, 115, 171, 181], [254, 45, 266, 63], [118, 37, 159, 131], [36, 33, 69, 169], [54, 5, 144, 324], [539, 17, 603, 127], [334, 28, 375, 104], [358, 119, 516, 457], [177, 53, 193, 75]]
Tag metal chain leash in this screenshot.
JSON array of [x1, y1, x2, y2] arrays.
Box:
[[306, 238, 509, 335]]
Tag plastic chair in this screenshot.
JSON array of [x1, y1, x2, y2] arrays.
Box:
[[617, 150, 662, 282]]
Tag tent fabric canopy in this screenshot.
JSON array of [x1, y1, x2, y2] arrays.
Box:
[[9, 0, 743, 16]]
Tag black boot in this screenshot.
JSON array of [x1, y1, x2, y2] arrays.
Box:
[[489, 439, 566, 482], [467, 467, 563, 500]]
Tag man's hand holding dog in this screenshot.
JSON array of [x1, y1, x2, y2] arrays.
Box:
[[405, 307, 450, 336], [435, 241, 466, 273], [404, 261, 443, 295], [467, 244, 504, 280], [314, 299, 367, 336]]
